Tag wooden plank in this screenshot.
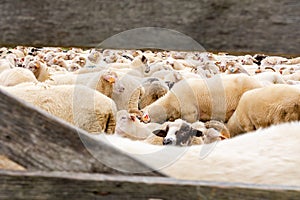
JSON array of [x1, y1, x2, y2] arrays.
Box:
[[0, 88, 163, 176], [0, 155, 25, 171], [0, 170, 300, 200], [0, 0, 299, 54]]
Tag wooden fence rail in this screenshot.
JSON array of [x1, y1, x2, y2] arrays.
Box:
[[0, 0, 299, 54], [1, 170, 300, 200]]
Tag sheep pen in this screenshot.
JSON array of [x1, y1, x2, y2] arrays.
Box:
[[1, 45, 300, 200]]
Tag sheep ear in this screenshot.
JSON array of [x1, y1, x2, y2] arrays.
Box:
[[35, 61, 41, 69], [129, 115, 136, 122], [104, 75, 116, 83], [141, 55, 147, 63], [152, 129, 167, 138], [220, 130, 230, 140], [191, 128, 203, 137], [219, 135, 227, 140]]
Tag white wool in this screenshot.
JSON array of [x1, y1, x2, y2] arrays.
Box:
[[94, 121, 300, 186]]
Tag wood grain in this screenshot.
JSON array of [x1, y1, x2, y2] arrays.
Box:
[[1, 170, 300, 200]]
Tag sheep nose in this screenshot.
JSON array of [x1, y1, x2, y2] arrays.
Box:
[[163, 138, 173, 145]]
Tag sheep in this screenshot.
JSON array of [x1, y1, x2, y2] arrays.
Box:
[[236, 54, 257, 65], [215, 60, 249, 75], [283, 71, 300, 81], [0, 59, 12, 73], [0, 53, 18, 73], [227, 84, 300, 136], [287, 57, 300, 65], [260, 56, 288, 67], [25, 60, 50, 81], [0, 67, 38, 86], [115, 110, 163, 145], [47, 70, 123, 98], [152, 119, 229, 146], [112, 74, 169, 111], [161, 121, 300, 185], [2, 84, 117, 134], [107, 55, 150, 77], [115, 111, 226, 146], [286, 80, 300, 85], [127, 78, 169, 115], [97, 121, 300, 186], [140, 74, 262, 124], [151, 69, 183, 83], [152, 119, 203, 146], [145, 61, 174, 76], [253, 72, 286, 86]]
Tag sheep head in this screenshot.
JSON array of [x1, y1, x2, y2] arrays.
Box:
[[153, 119, 203, 146], [204, 120, 230, 139]]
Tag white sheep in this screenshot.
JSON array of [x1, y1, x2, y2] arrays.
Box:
[[287, 57, 300, 65], [253, 72, 286, 86], [127, 78, 169, 115], [141, 74, 262, 124], [25, 60, 50, 81], [0, 59, 12, 73], [260, 56, 288, 66], [152, 119, 229, 146], [0, 67, 37, 86], [283, 71, 300, 81], [227, 84, 300, 136], [107, 55, 150, 77], [99, 121, 300, 186], [2, 84, 117, 134], [161, 121, 300, 185], [115, 110, 163, 145], [47, 70, 123, 98]]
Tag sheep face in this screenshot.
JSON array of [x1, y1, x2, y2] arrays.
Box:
[[153, 120, 203, 146], [115, 110, 149, 140], [26, 61, 41, 74], [73, 56, 86, 67]]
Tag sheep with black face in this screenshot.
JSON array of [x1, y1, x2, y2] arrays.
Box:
[[153, 119, 230, 146]]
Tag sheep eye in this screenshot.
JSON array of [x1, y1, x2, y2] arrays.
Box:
[[121, 116, 126, 120]]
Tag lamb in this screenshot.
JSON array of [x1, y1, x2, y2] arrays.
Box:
[[152, 119, 229, 146], [227, 84, 300, 136], [141, 74, 262, 124], [2, 84, 117, 134], [0, 67, 38, 86]]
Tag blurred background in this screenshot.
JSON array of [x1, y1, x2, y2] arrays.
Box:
[[0, 0, 299, 54]]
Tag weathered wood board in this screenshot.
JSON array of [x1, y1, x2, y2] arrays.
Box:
[[1, 170, 300, 200], [0, 0, 299, 54], [0, 88, 163, 176]]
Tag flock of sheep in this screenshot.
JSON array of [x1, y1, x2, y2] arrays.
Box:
[[1, 46, 300, 186]]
